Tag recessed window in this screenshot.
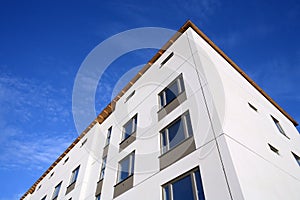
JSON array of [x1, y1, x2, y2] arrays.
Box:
[[160, 52, 174, 67], [105, 127, 112, 146], [248, 102, 257, 111], [271, 116, 287, 138], [159, 74, 185, 108], [64, 157, 69, 165], [52, 182, 62, 200], [292, 152, 300, 166], [117, 151, 135, 183], [41, 195, 47, 200], [37, 184, 42, 191], [49, 172, 54, 179], [125, 90, 135, 103], [80, 138, 88, 147], [99, 156, 107, 180], [162, 168, 205, 200], [268, 144, 279, 155], [69, 166, 80, 185], [161, 111, 193, 154], [95, 194, 101, 200], [122, 115, 137, 141]]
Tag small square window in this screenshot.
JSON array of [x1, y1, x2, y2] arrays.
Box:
[[117, 151, 135, 183], [122, 115, 137, 141], [292, 152, 300, 166], [80, 138, 88, 147], [41, 195, 47, 200], [160, 52, 174, 67], [268, 144, 279, 155], [248, 102, 257, 111]]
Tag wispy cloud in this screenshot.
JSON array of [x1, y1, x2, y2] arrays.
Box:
[[0, 72, 75, 170]]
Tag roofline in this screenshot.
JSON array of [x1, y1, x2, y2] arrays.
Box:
[[21, 19, 298, 200]]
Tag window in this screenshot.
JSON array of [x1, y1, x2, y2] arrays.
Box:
[[248, 102, 257, 111], [160, 52, 174, 67], [64, 157, 69, 165], [159, 75, 185, 108], [105, 127, 112, 146], [69, 166, 80, 185], [163, 168, 205, 200], [95, 194, 101, 200], [52, 182, 62, 200], [268, 143, 279, 155], [125, 90, 135, 103], [122, 115, 137, 140], [41, 195, 47, 200], [161, 112, 193, 154], [49, 172, 54, 179], [271, 116, 287, 137], [80, 138, 88, 147], [292, 152, 300, 166], [99, 156, 107, 180], [37, 184, 41, 191], [117, 151, 135, 183]]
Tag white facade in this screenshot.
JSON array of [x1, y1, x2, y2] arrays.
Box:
[[22, 21, 300, 200]]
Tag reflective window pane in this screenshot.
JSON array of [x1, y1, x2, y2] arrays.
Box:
[[195, 170, 205, 200], [163, 185, 170, 200], [165, 81, 179, 105], [172, 175, 194, 200], [168, 118, 185, 150]]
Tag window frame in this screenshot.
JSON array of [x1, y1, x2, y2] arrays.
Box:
[[122, 114, 137, 141], [105, 127, 112, 146], [95, 194, 101, 200], [52, 182, 62, 200], [117, 151, 135, 183], [160, 111, 193, 154], [99, 156, 107, 180], [69, 165, 80, 185], [159, 74, 185, 108], [271, 115, 288, 138], [292, 152, 300, 166], [162, 167, 205, 200]]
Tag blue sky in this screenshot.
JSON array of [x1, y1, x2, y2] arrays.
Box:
[[0, 0, 299, 199]]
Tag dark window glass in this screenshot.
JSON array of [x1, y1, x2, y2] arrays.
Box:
[[195, 170, 205, 200], [123, 115, 137, 140], [172, 175, 194, 200], [163, 185, 170, 200], [168, 119, 185, 150], [165, 81, 179, 105], [118, 152, 134, 183]]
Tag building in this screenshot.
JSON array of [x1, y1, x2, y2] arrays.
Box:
[[21, 20, 300, 200]]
